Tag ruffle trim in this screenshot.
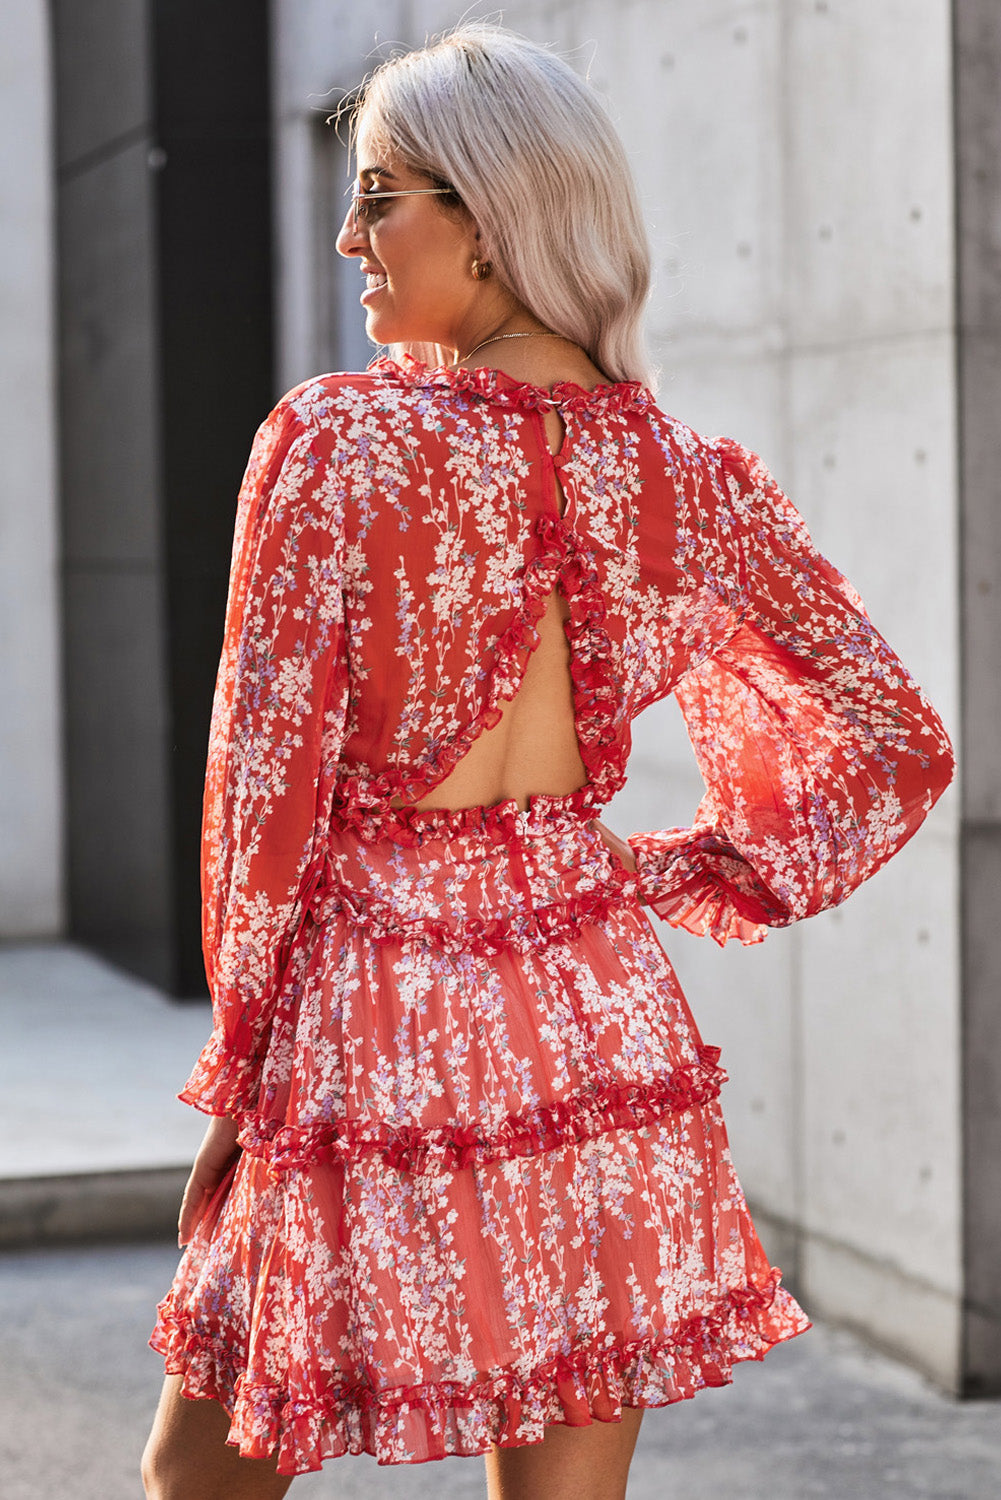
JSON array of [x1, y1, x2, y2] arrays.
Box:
[[331, 786, 600, 847], [306, 875, 638, 955], [370, 353, 654, 417], [151, 1269, 810, 1474], [238, 1045, 726, 1173], [332, 511, 627, 839], [178, 1026, 266, 1119], [628, 825, 792, 947]]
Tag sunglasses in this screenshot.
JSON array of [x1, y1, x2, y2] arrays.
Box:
[[344, 185, 455, 229]]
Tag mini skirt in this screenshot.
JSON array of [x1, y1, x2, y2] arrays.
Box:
[[150, 791, 810, 1474]]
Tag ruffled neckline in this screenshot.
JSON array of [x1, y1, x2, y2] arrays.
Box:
[[369, 353, 653, 416]]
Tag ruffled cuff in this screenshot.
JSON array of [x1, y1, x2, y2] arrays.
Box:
[[626, 825, 791, 947], [178, 1024, 266, 1117]]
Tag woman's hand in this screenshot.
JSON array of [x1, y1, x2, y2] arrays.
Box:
[[589, 818, 638, 874], [177, 1114, 241, 1247]]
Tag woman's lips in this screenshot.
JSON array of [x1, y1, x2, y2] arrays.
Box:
[[361, 273, 387, 306]]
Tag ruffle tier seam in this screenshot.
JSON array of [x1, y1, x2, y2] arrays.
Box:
[[238, 1046, 727, 1172], [304, 879, 640, 955]]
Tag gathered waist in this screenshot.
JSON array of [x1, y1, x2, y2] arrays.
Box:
[[330, 785, 600, 846], [296, 793, 638, 955]]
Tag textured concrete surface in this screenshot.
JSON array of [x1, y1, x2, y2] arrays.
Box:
[[0, 0, 62, 937], [1, 1240, 999, 1500], [955, 0, 1001, 1394], [272, 0, 964, 1389], [0, 943, 209, 1181]]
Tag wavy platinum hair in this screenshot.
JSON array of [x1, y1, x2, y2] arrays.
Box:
[[350, 23, 653, 387]]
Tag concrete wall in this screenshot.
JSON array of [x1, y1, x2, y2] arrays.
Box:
[[52, 1, 275, 995], [627, 0, 962, 1390], [53, 0, 173, 985], [954, 0, 1001, 1394], [272, 0, 963, 1388], [0, 1, 63, 936]]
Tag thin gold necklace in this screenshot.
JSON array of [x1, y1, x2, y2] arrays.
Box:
[[453, 331, 572, 367]]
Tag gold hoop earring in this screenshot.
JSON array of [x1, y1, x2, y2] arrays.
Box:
[[471, 258, 492, 281]]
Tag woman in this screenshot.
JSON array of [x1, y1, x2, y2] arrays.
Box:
[[142, 23, 954, 1500]]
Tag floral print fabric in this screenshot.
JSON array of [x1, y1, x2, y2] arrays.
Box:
[[151, 355, 953, 1473]]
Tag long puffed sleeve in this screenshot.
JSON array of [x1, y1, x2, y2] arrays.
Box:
[[180, 395, 350, 1115], [627, 438, 955, 945]]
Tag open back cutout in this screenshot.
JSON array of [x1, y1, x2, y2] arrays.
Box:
[[391, 402, 588, 813]]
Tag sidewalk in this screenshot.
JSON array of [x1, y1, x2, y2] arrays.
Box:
[[0, 942, 210, 1246]]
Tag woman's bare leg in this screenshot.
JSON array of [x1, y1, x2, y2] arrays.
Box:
[[485, 1409, 644, 1500], [141, 1374, 294, 1500]]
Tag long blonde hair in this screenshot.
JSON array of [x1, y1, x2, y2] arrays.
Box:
[[348, 23, 653, 387]]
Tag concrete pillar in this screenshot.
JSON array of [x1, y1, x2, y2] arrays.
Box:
[[954, 0, 1001, 1396], [53, 0, 171, 983], [0, 1, 63, 937], [52, 0, 275, 993]]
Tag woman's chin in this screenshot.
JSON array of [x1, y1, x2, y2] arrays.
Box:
[[364, 310, 389, 346]]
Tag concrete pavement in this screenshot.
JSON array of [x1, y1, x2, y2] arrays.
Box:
[[0, 943, 210, 1245]]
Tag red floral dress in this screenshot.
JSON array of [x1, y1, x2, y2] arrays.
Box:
[[151, 356, 954, 1474]]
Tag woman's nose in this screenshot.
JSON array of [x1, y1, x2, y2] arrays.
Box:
[[335, 206, 365, 259]]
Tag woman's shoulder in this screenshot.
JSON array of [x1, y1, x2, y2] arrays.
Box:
[[266, 368, 391, 427], [258, 361, 759, 487]]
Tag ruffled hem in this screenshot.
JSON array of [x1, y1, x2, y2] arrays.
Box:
[[370, 353, 654, 417], [151, 1270, 810, 1474], [238, 1045, 726, 1172], [332, 508, 627, 839], [628, 826, 792, 947], [178, 1026, 266, 1118]]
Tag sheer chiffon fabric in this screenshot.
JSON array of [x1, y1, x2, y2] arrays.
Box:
[[151, 356, 952, 1473], [153, 798, 809, 1472]]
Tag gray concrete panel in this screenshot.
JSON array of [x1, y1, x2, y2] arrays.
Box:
[[52, 0, 152, 170], [954, 0, 1001, 1394], [957, 332, 1001, 823], [954, 3, 1001, 334], [785, 0, 954, 347], [592, 0, 785, 355], [800, 824, 961, 1279], [0, 1, 63, 937], [62, 568, 171, 987], [960, 823, 1001, 1394], [57, 136, 162, 567]]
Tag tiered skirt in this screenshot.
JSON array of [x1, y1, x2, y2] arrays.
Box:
[[151, 793, 810, 1474]]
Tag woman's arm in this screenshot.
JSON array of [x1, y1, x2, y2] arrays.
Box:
[[626, 438, 954, 944], [181, 392, 350, 1116]]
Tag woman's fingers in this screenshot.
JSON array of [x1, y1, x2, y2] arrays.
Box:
[[177, 1117, 242, 1247], [177, 1173, 209, 1247]]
